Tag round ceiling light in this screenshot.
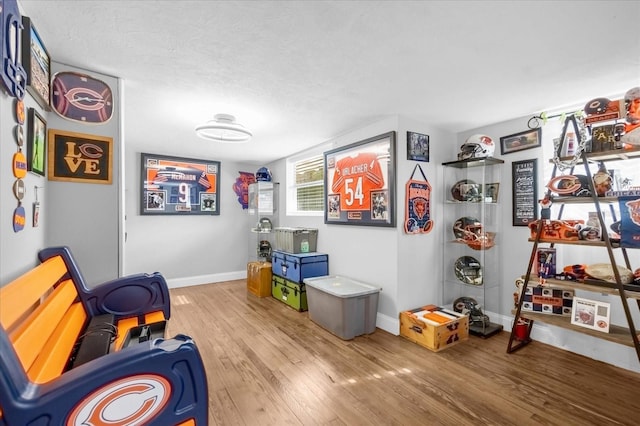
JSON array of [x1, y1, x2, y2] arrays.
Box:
[[195, 113, 252, 143]]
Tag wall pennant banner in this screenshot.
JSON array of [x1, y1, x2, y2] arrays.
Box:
[[404, 164, 433, 234]]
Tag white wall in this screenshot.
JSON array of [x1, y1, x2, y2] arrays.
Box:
[[269, 116, 456, 332], [123, 148, 258, 285], [44, 62, 122, 286]]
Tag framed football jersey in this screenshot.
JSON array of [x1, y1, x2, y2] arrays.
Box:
[[324, 131, 396, 227], [140, 153, 220, 215]]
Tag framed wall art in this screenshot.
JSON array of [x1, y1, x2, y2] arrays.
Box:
[[141, 153, 221, 215], [500, 128, 542, 155], [324, 131, 396, 227], [48, 129, 112, 184], [27, 107, 46, 176], [21, 16, 50, 109], [512, 159, 538, 226], [407, 131, 429, 162]]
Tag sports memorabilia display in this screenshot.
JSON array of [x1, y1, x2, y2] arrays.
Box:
[[404, 164, 433, 234], [12, 204, 26, 232], [21, 16, 50, 109], [618, 196, 640, 248], [1, 0, 27, 99], [452, 297, 489, 328], [140, 153, 220, 215], [255, 166, 272, 182], [510, 88, 640, 359], [458, 134, 495, 160], [571, 297, 611, 333], [546, 174, 592, 197], [454, 256, 482, 285], [450, 179, 482, 202], [324, 131, 396, 227], [621, 87, 640, 145], [51, 71, 113, 123], [452, 216, 495, 250]]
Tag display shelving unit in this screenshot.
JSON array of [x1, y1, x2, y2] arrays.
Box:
[[247, 182, 279, 263], [507, 133, 640, 363], [442, 157, 504, 337]]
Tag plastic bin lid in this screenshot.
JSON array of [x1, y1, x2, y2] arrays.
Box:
[[303, 275, 380, 297]]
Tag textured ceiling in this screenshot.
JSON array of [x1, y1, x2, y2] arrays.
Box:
[[18, 0, 640, 164]]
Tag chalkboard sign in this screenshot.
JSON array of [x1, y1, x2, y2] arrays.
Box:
[[512, 159, 538, 226]]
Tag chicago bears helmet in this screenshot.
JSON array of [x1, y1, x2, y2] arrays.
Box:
[[458, 134, 495, 160], [453, 296, 490, 326], [454, 256, 483, 285], [453, 216, 495, 250], [258, 240, 272, 260], [256, 167, 272, 182], [257, 217, 272, 231], [451, 179, 481, 202]]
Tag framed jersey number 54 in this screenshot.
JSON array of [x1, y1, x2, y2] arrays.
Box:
[[324, 131, 396, 227]]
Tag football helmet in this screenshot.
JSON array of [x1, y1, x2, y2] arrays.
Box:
[[584, 97, 611, 116], [257, 217, 272, 231], [451, 179, 481, 202], [258, 240, 272, 260], [454, 256, 483, 285], [452, 217, 495, 250], [256, 167, 272, 182], [452, 297, 490, 326], [458, 134, 495, 160]]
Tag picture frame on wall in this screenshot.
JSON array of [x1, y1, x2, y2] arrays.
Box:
[[512, 158, 538, 226], [27, 108, 46, 176], [407, 131, 429, 162], [324, 131, 396, 227], [140, 153, 221, 215], [500, 128, 542, 155], [21, 16, 50, 109], [48, 129, 113, 184]]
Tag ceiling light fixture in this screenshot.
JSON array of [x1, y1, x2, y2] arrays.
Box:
[[195, 113, 252, 143]]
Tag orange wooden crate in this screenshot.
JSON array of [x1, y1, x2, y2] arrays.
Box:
[[399, 305, 469, 352], [247, 261, 272, 297]]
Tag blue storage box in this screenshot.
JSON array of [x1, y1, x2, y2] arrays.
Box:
[[271, 251, 328, 283]]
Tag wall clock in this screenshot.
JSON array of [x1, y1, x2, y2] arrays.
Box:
[[51, 71, 114, 123], [1, 0, 27, 99]]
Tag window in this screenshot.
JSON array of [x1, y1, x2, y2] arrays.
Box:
[[286, 154, 324, 216]]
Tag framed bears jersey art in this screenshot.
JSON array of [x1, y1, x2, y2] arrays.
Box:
[[324, 131, 396, 227], [141, 153, 220, 215]]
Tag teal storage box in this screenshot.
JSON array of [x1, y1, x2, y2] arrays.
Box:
[[271, 251, 328, 284], [272, 274, 308, 311], [304, 275, 380, 340]]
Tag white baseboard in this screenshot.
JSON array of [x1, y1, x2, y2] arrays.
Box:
[[376, 312, 399, 336], [167, 270, 246, 289]]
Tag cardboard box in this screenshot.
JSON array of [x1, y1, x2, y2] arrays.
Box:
[[399, 305, 469, 352]]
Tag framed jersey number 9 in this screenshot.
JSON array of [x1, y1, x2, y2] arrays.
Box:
[[324, 131, 396, 227]]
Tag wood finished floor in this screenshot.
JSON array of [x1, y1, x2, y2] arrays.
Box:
[[166, 280, 640, 426]]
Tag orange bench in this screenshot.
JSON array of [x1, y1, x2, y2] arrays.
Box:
[[0, 246, 208, 425]]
